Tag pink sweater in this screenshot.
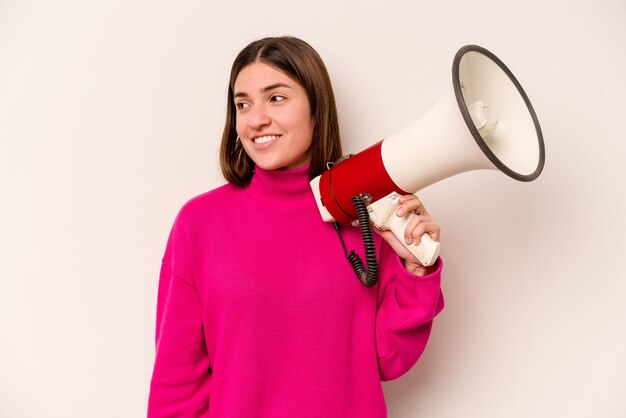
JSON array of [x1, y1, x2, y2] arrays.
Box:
[[148, 164, 444, 417]]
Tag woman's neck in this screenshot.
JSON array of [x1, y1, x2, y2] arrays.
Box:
[[245, 164, 313, 206]]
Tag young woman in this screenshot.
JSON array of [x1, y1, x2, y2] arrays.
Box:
[[148, 36, 444, 417]]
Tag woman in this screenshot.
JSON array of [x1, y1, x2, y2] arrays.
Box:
[[148, 36, 443, 417]]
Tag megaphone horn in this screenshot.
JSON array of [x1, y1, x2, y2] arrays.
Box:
[[310, 44, 546, 271]]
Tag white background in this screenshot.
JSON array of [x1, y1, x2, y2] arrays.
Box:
[[1, 0, 624, 416]]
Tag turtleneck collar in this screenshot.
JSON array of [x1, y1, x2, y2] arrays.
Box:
[[245, 164, 314, 206]]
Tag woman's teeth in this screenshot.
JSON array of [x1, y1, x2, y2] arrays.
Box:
[[254, 135, 281, 144]]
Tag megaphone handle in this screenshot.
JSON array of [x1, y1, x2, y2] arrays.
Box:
[[387, 215, 440, 267], [368, 193, 440, 267]]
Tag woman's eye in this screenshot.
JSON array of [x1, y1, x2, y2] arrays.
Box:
[[235, 102, 250, 110], [271, 95, 286, 102]]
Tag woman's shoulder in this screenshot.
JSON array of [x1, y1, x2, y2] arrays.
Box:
[[185, 182, 238, 205], [174, 182, 243, 224]]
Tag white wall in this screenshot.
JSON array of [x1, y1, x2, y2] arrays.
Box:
[[1, 0, 624, 416]]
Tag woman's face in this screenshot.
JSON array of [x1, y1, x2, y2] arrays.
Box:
[[233, 62, 314, 171]]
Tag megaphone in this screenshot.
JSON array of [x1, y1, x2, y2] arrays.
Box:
[[310, 45, 545, 270]]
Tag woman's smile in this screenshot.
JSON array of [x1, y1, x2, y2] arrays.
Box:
[[252, 134, 283, 147]]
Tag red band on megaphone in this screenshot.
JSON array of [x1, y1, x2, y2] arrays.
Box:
[[318, 140, 408, 224]]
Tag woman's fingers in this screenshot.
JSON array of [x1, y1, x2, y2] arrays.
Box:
[[404, 214, 425, 244], [403, 214, 440, 245], [396, 194, 428, 217], [373, 194, 441, 273], [395, 195, 441, 245]]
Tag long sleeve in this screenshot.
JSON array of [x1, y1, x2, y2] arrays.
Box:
[[148, 208, 212, 416], [375, 239, 444, 381]]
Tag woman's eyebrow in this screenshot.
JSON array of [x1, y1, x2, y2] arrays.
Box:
[[262, 82, 292, 93], [234, 83, 292, 99]]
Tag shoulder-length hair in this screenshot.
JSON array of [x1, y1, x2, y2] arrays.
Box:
[[219, 36, 343, 186]]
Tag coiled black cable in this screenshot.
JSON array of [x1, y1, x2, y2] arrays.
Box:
[[333, 195, 379, 287]]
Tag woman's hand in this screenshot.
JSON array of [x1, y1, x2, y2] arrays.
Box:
[[374, 194, 441, 276]]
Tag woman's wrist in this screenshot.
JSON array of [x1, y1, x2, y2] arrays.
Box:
[[404, 259, 437, 276]]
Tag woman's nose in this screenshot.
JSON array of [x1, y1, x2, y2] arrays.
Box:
[[248, 104, 271, 129]]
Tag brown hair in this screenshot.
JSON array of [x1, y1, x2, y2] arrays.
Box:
[[219, 36, 343, 186]]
